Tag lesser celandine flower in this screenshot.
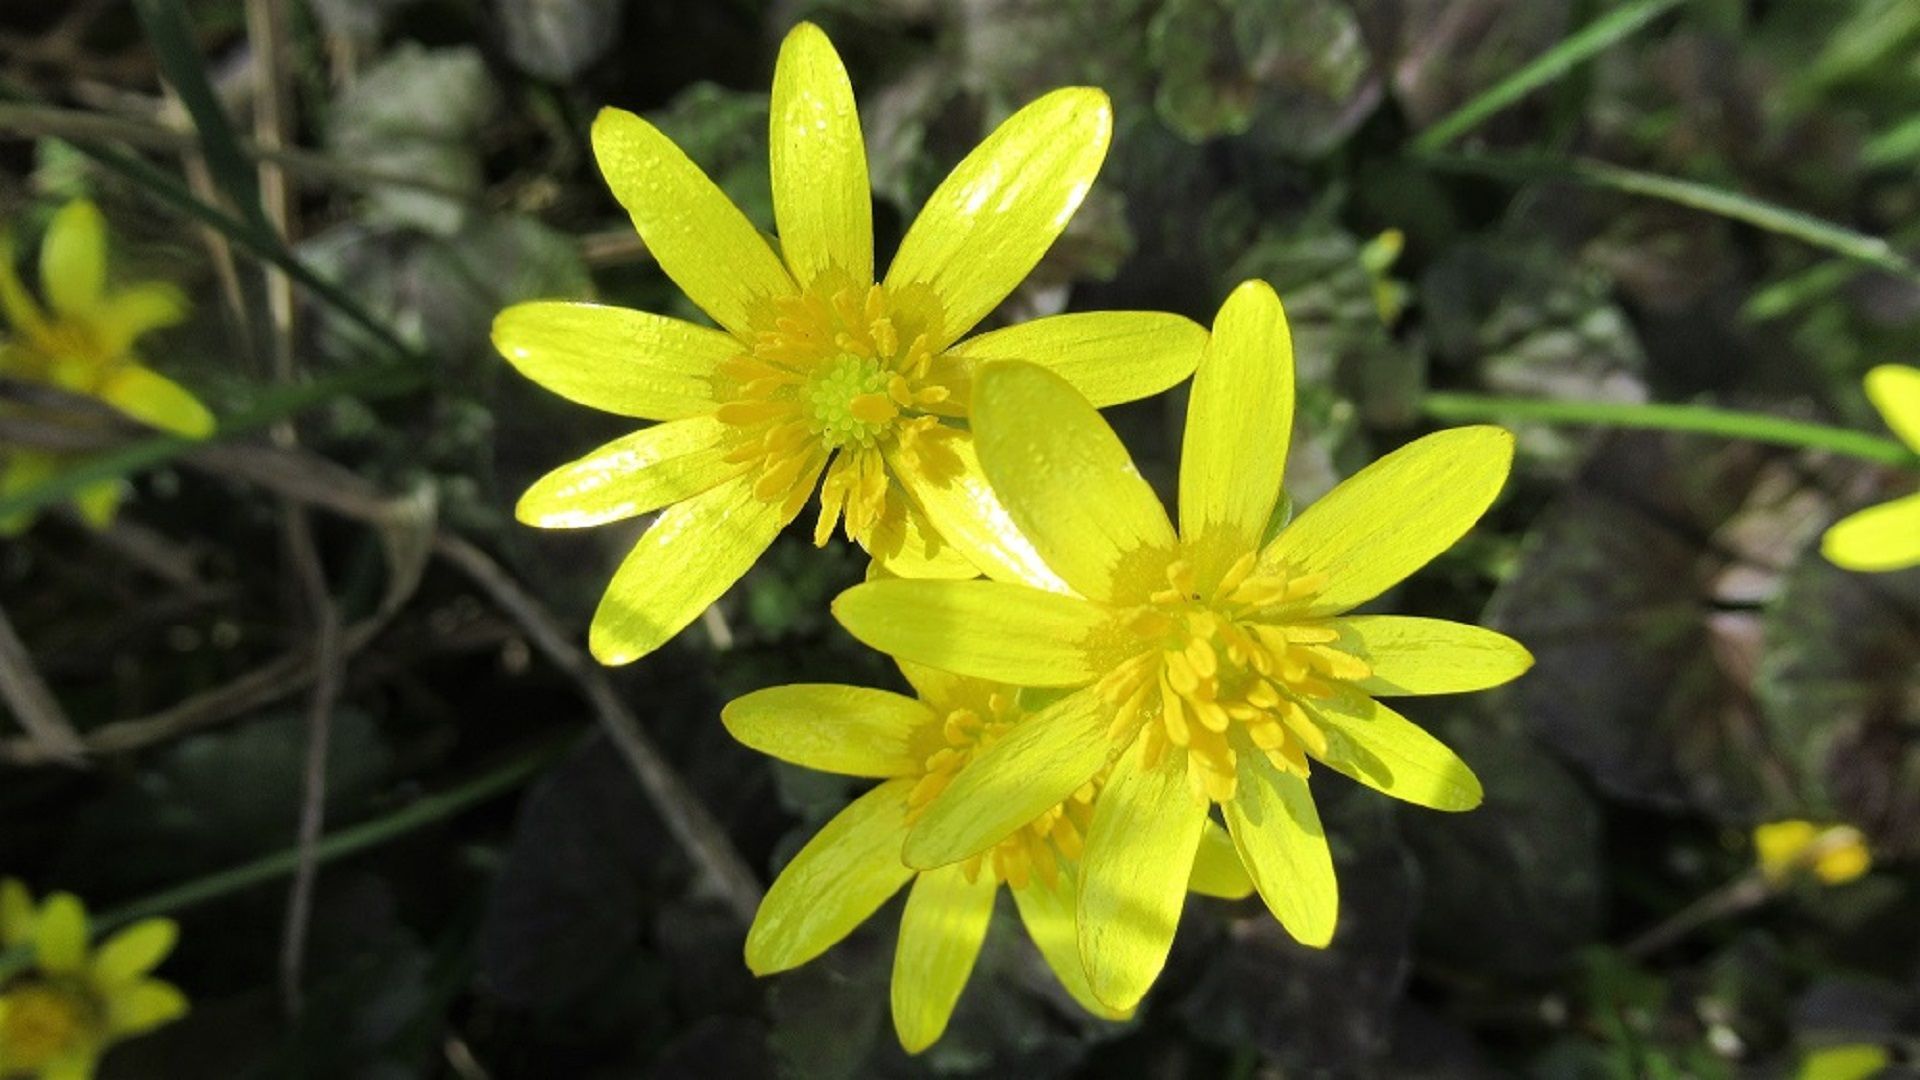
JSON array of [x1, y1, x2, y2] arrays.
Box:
[[0, 880, 187, 1080], [1821, 364, 1920, 572], [493, 22, 1204, 665], [723, 664, 1251, 1052], [833, 280, 1533, 1011], [0, 200, 214, 535], [1752, 820, 1871, 887]]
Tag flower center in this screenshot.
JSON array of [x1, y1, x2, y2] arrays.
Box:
[[0, 982, 92, 1068], [1098, 552, 1370, 803], [907, 691, 1096, 891], [713, 272, 958, 550]]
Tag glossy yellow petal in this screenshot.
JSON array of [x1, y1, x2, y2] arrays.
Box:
[[516, 417, 738, 529], [1864, 364, 1920, 453], [591, 108, 796, 336], [1308, 693, 1482, 811], [1334, 616, 1534, 696], [888, 432, 1072, 591], [95, 282, 188, 357], [1010, 866, 1131, 1021], [41, 200, 106, 317], [90, 919, 177, 987], [1822, 493, 1920, 572], [105, 978, 189, 1036], [1223, 757, 1337, 947], [723, 684, 932, 779], [1180, 280, 1293, 568], [0, 878, 33, 948], [745, 779, 915, 974], [1187, 820, 1254, 900], [891, 863, 998, 1054], [494, 302, 735, 421], [1077, 740, 1209, 1011], [95, 364, 215, 437], [903, 685, 1114, 868], [1263, 426, 1513, 617], [33, 893, 89, 975], [769, 23, 871, 289], [589, 468, 800, 665], [884, 88, 1111, 347], [971, 361, 1177, 602], [944, 311, 1206, 409], [833, 579, 1110, 686]]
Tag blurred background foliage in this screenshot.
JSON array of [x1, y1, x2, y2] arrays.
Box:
[[0, 0, 1917, 1076]]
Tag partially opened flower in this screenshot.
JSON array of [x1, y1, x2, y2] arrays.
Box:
[[493, 22, 1204, 665], [832, 280, 1532, 1011], [724, 664, 1251, 1053], [0, 200, 214, 534], [0, 879, 188, 1080], [1821, 364, 1920, 572]]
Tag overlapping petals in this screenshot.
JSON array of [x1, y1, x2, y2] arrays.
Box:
[[1822, 364, 1920, 572]]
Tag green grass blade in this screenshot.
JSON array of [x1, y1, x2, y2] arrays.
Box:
[[1412, 0, 1685, 153], [1418, 151, 1920, 284]]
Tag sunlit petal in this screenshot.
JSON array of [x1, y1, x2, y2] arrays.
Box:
[[944, 311, 1205, 409], [1010, 866, 1130, 1021], [1821, 492, 1920, 572], [833, 578, 1111, 686], [1864, 364, 1920, 453], [1180, 280, 1293, 572], [493, 302, 736, 421], [33, 892, 89, 975], [770, 23, 872, 288], [91, 919, 178, 987], [1334, 616, 1534, 696], [891, 863, 998, 1053], [745, 779, 916, 974], [41, 199, 107, 317], [723, 683, 933, 779], [516, 416, 738, 529], [889, 432, 1073, 591], [1307, 693, 1483, 811], [1222, 757, 1337, 947], [1187, 820, 1254, 900], [94, 364, 215, 437]]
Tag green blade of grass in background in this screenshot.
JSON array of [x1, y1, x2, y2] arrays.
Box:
[[1412, 0, 1686, 152], [1423, 392, 1920, 467], [1418, 152, 1920, 284]]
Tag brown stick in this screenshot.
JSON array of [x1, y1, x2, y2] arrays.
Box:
[[0, 601, 87, 763]]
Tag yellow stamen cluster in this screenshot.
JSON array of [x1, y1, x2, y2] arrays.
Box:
[[0, 982, 91, 1067], [1098, 552, 1369, 803], [714, 272, 958, 552], [907, 690, 1096, 891]]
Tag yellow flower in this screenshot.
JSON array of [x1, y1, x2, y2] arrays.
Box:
[[1821, 364, 1920, 572], [493, 22, 1205, 665], [0, 880, 188, 1080], [0, 199, 214, 535], [832, 280, 1532, 1011], [1753, 820, 1872, 886], [723, 664, 1252, 1053]]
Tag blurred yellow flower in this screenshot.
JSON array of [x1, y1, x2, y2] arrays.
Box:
[[1821, 364, 1920, 572], [723, 665, 1250, 1052], [0, 880, 187, 1080], [493, 22, 1204, 665], [1753, 820, 1872, 886], [833, 280, 1531, 1011], [0, 199, 214, 535], [1797, 1044, 1891, 1080]]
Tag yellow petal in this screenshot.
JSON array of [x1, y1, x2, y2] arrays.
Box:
[[1010, 866, 1131, 1021], [1307, 693, 1483, 811], [0, 452, 58, 537], [1334, 616, 1534, 696], [33, 892, 89, 975], [72, 479, 124, 531], [893, 658, 972, 712], [891, 863, 999, 1054], [1822, 493, 1920, 572], [1864, 363, 1920, 453], [591, 108, 796, 336], [494, 302, 736, 421], [971, 361, 1177, 602], [884, 88, 1111, 347], [95, 364, 215, 437], [867, 492, 983, 580], [1187, 820, 1254, 900], [832, 579, 1110, 687], [589, 469, 799, 665], [1076, 741, 1209, 1011], [516, 417, 738, 529], [1223, 756, 1337, 947], [722, 684, 933, 779], [0, 878, 33, 947], [903, 685, 1114, 868], [95, 282, 188, 357], [0, 233, 49, 336], [769, 23, 871, 289], [90, 918, 177, 987], [41, 200, 106, 317], [888, 432, 1073, 591], [1798, 1044, 1891, 1080], [1263, 426, 1513, 617], [40, 1051, 99, 1080], [944, 311, 1206, 408], [745, 779, 916, 974], [105, 978, 189, 1036], [1754, 821, 1872, 886], [1180, 281, 1294, 569]]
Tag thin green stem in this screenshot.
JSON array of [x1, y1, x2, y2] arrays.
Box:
[[1412, 0, 1685, 152], [1423, 392, 1920, 467]]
